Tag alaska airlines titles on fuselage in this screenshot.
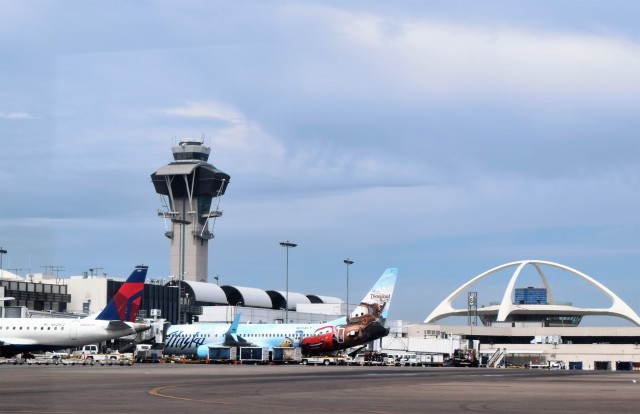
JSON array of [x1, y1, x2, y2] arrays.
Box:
[[165, 324, 310, 353]]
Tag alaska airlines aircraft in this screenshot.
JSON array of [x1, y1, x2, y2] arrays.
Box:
[[0, 265, 150, 357], [164, 268, 397, 359]]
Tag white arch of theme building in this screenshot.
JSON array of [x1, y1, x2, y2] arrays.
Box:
[[424, 260, 640, 326]]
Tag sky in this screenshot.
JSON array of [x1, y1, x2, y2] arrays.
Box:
[[1, 0, 639, 325]]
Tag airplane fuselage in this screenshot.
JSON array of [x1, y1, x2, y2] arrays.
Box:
[[165, 267, 397, 360], [165, 321, 329, 357], [164, 317, 389, 358], [0, 318, 149, 357]]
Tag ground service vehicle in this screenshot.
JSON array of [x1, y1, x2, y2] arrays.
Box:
[[135, 344, 163, 363], [417, 353, 444, 367], [272, 347, 302, 364], [72, 344, 98, 357], [239, 347, 269, 364], [301, 355, 346, 365], [203, 346, 237, 363]]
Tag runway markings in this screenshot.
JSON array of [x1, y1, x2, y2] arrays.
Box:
[[148, 385, 233, 404], [147, 384, 290, 410], [147, 384, 402, 413]]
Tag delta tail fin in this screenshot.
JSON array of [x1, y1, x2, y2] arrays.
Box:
[[96, 265, 148, 322], [350, 267, 397, 322]]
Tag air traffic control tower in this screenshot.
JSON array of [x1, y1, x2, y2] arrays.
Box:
[[151, 140, 230, 283]]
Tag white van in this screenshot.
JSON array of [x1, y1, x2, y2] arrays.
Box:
[[399, 354, 418, 366], [73, 344, 98, 357], [386, 354, 400, 366]]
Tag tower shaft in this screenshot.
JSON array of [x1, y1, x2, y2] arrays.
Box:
[[169, 199, 210, 282]]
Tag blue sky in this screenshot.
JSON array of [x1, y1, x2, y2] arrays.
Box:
[[1, 1, 639, 324]]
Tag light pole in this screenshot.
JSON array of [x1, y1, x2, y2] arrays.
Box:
[[0, 247, 6, 276], [280, 241, 297, 323], [178, 271, 187, 324], [214, 275, 219, 285], [344, 259, 353, 321]]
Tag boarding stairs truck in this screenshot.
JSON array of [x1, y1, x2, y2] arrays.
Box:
[[487, 348, 506, 368]]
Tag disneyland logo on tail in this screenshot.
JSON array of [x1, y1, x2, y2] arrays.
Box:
[[371, 292, 390, 301]]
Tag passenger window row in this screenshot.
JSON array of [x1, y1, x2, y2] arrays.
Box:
[[0, 326, 63, 331]]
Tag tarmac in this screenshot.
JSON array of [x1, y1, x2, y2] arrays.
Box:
[[1, 364, 639, 413]]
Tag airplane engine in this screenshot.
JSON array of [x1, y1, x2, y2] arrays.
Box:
[[197, 344, 213, 360]]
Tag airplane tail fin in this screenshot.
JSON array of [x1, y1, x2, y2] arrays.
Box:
[[228, 312, 241, 336], [350, 267, 397, 322], [96, 265, 148, 322]]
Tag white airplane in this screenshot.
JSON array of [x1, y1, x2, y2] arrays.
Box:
[[0, 265, 150, 357], [164, 268, 397, 359]]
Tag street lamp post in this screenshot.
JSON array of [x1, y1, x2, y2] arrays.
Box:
[[178, 271, 187, 324], [344, 259, 354, 321], [279, 241, 297, 323], [0, 247, 6, 276]]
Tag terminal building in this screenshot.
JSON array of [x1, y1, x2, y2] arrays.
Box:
[[382, 260, 640, 371], [0, 269, 344, 324]]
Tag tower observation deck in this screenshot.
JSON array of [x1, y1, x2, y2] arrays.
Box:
[[151, 140, 230, 283]]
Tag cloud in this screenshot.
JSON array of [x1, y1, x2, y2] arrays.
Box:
[[154, 101, 286, 176], [151, 101, 429, 187], [282, 5, 640, 107], [220, 167, 639, 251], [156, 101, 245, 123], [0, 112, 37, 119]]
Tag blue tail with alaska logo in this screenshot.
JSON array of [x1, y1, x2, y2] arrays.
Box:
[[96, 265, 148, 322]]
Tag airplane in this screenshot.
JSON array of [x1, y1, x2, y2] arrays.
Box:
[[164, 268, 397, 359], [0, 265, 151, 357]]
